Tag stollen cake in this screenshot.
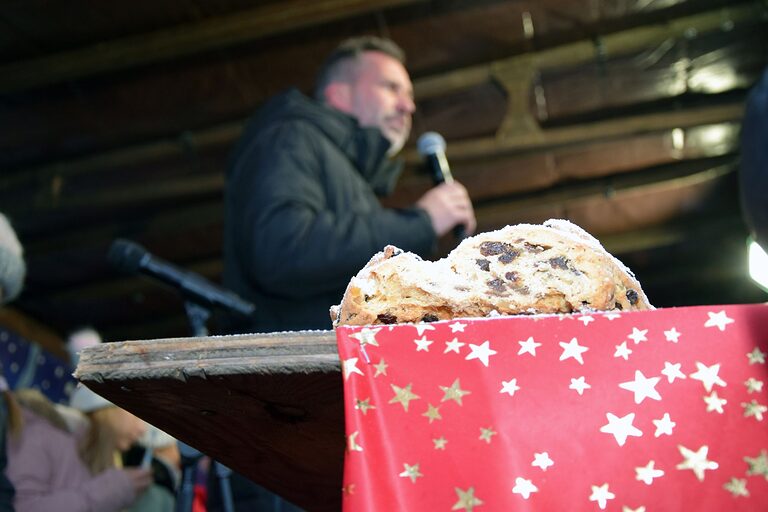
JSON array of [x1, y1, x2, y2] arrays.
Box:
[[331, 219, 652, 326]]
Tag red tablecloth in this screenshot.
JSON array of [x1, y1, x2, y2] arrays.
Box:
[[336, 304, 768, 511]]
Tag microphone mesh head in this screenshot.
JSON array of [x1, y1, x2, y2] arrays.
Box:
[[107, 239, 146, 274], [417, 131, 446, 156]]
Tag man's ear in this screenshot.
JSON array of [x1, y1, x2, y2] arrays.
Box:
[[323, 82, 353, 114]]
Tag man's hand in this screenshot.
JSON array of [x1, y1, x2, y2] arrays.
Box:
[[416, 181, 476, 237]]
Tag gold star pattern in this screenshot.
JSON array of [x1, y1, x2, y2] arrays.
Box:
[[373, 358, 388, 377], [433, 437, 448, 450], [349, 327, 381, 347], [742, 399, 768, 421], [355, 397, 375, 415], [399, 463, 424, 483], [723, 477, 749, 497], [452, 487, 483, 511], [479, 427, 497, 444], [342, 483, 355, 496], [440, 378, 471, 406], [389, 383, 420, 412], [347, 431, 363, 452], [744, 450, 768, 480], [745, 377, 764, 394], [422, 404, 442, 423], [747, 347, 766, 365]]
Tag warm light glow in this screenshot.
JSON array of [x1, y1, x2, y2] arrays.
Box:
[[748, 239, 768, 292], [689, 66, 740, 94]]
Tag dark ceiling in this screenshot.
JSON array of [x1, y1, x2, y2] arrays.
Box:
[[1, 0, 767, 352]]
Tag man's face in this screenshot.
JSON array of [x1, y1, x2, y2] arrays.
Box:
[[341, 51, 415, 155]]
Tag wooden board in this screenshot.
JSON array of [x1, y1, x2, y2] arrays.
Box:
[[74, 330, 343, 512]]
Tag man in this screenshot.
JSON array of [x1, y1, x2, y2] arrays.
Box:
[[217, 36, 475, 511], [0, 212, 25, 512], [223, 36, 476, 335]]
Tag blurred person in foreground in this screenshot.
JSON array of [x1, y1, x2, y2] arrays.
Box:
[[223, 35, 476, 335], [0, 212, 27, 511], [66, 327, 180, 512], [4, 386, 152, 512]]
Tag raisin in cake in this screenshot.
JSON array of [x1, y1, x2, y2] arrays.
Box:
[[331, 219, 652, 326]]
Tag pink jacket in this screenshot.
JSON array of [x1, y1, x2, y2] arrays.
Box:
[[6, 407, 136, 512]]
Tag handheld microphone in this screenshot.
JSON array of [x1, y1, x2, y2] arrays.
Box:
[[417, 131, 454, 184], [108, 239, 255, 317], [417, 132, 466, 240]]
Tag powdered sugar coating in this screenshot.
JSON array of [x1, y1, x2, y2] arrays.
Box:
[[331, 219, 652, 326]]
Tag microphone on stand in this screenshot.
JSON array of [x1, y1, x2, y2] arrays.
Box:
[[108, 239, 255, 317], [417, 131, 466, 241]]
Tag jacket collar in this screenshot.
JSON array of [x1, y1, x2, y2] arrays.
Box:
[[259, 88, 403, 195]]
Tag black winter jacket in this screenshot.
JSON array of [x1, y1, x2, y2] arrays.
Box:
[[222, 89, 436, 333]]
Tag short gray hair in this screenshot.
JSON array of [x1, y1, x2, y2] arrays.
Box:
[[314, 36, 406, 101]]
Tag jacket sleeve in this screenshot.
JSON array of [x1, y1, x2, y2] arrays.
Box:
[[229, 122, 436, 299], [17, 470, 136, 512], [9, 420, 136, 512]]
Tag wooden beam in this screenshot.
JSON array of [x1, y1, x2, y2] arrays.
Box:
[[414, 4, 762, 99], [25, 159, 736, 303], [1, 102, 744, 206], [1, 3, 758, 189], [601, 214, 746, 255], [21, 202, 223, 252], [435, 103, 744, 161], [0, 0, 427, 93], [474, 159, 737, 231]]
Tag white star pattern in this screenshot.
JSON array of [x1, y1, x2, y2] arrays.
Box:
[[532, 452, 554, 471], [600, 412, 643, 446], [413, 324, 436, 336], [661, 361, 686, 383], [614, 341, 632, 360], [500, 379, 521, 397], [635, 460, 664, 485], [518, 337, 541, 357], [413, 336, 433, 352], [627, 327, 648, 344], [589, 483, 615, 510], [690, 362, 727, 392], [652, 413, 676, 437], [604, 312, 622, 320], [342, 357, 364, 380], [448, 321, 467, 333], [466, 341, 497, 367], [512, 477, 538, 499], [349, 327, 382, 347], [569, 376, 591, 395], [703, 391, 727, 413], [444, 338, 465, 354], [578, 315, 595, 326], [619, 370, 662, 404], [559, 337, 589, 365], [676, 445, 718, 481], [664, 327, 681, 343], [704, 310, 734, 331]]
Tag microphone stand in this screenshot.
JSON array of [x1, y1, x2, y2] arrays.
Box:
[[175, 299, 235, 512]]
